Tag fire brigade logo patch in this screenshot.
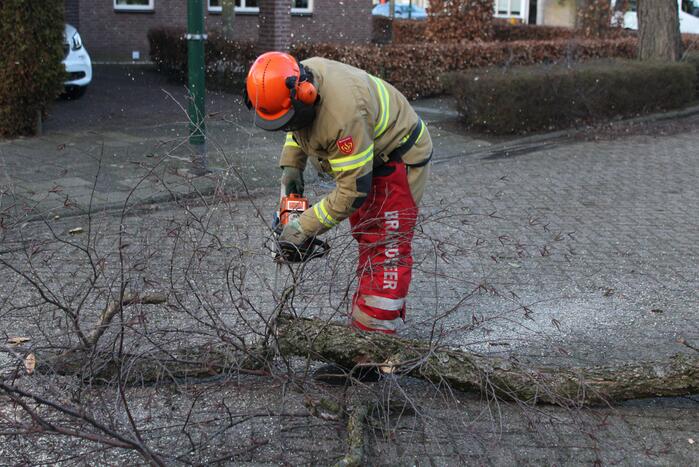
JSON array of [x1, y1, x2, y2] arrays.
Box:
[[337, 136, 354, 155]]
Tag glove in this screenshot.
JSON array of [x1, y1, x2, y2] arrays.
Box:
[[280, 166, 304, 196], [277, 218, 314, 263]]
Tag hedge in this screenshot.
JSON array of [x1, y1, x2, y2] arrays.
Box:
[[371, 15, 393, 44], [0, 0, 65, 137], [684, 51, 699, 96], [148, 27, 257, 87], [493, 23, 577, 41], [391, 21, 631, 44], [149, 27, 642, 99], [393, 19, 428, 44], [426, 0, 494, 42], [443, 60, 696, 134], [292, 39, 638, 99]]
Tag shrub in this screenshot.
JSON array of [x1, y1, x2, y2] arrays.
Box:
[[443, 60, 696, 134], [148, 27, 188, 79], [371, 15, 393, 44], [577, 0, 616, 38], [154, 26, 699, 100], [0, 0, 65, 137], [683, 51, 699, 96], [394, 21, 633, 45], [493, 23, 576, 42], [293, 39, 638, 99], [425, 0, 494, 42], [148, 27, 257, 89], [393, 20, 428, 44]]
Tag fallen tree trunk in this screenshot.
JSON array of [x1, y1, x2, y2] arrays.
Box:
[[275, 316, 699, 405], [19, 315, 699, 405]]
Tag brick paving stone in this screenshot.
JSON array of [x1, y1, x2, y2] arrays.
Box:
[[1, 68, 698, 465]]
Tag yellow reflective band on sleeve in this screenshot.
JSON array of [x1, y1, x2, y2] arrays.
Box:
[[415, 120, 425, 143], [369, 75, 390, 139], [313, 199, 338, 228], [400, 121, 425, 146], [284, 133, 300, 148], [329, 144, 374, 172]]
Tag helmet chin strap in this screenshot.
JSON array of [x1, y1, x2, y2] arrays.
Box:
[[282, 98, 317, 132]]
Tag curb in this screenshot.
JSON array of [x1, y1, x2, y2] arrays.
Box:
[[92, 61, 155, 66], [13, 103, 699, 223], [435, 103, 699, 164], [20, 185, 218, 225]]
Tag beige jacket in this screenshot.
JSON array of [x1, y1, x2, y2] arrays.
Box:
[[279, 57, 432, 236]]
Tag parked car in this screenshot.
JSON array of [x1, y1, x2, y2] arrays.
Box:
[[372, 3, 428, 20], [611, 0, 699, 34], [62, 24, 92, 99]]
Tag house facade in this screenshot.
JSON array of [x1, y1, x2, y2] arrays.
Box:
[[65, 0, 372, 62], [381, 0, 576, 27], [494, 0, 576, 26]]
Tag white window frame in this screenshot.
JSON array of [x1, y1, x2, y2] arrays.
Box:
[[493, 0, 526, 19], [291, 0, 313, 14], [207, 0, 313, 14], [207, 0, 261, 14], [114, 0, 155, 11]]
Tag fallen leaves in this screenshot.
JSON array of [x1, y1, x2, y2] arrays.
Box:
[[6, 336, 30, 346], [24, 353, 36, 374]]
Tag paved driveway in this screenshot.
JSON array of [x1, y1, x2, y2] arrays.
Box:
[[1, 65, 698, 465]]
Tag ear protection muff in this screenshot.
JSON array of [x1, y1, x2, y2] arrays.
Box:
[[296, 80, 318, 105], [285, 63, 318, 106]]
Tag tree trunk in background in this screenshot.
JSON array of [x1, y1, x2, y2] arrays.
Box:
[[390, 0, 396, 18], [222, 0, 235, 41], [638, 0, 682, 61], [257, 0, 291, 53]]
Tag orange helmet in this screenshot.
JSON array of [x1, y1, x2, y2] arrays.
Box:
[[244, 52, 318, 131]]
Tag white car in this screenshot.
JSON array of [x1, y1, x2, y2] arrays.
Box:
[[611, 0, 699, 34], [62, 24, 92, 99]]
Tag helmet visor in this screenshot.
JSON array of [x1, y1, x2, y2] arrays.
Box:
[[254, 106, 295, 131]]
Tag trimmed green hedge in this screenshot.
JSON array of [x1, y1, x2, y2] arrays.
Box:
[[443, 60, 696, 134], [0, 0, 65, 137], [683, 51, 699, 97]]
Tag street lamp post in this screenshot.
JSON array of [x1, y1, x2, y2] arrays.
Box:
[[187, 0, 207, 173]]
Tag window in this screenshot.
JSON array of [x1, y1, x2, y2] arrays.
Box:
[[291, 0, 312, 14], [208, 1, 259, 13], [208, 0, 312, 14], [495, 0, 522, 17], [114, 0, 154, 11]]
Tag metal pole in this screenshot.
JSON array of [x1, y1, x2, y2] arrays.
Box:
[[187, 0, 207, 173]]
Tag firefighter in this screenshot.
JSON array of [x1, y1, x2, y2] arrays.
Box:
[[244, 51, 432, 339]]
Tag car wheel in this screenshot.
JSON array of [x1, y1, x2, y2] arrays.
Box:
[[63, 85, 87, 100]]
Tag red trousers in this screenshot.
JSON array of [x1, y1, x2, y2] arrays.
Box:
[[349, 160, 418, 334]]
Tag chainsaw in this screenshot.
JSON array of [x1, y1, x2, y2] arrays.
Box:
[[272, 193, 330, 263]]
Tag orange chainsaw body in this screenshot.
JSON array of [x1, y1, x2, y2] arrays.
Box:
[[279, 193, 308, 226]]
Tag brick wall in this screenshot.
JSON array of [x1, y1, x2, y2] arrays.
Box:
[[77, 0, 372, 62], [64, 0, 80, 28], [258, 0, 291, 53]]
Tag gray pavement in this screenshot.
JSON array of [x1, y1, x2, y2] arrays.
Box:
[[0, 65, 489, 219], [1, 65, 698, 465]]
